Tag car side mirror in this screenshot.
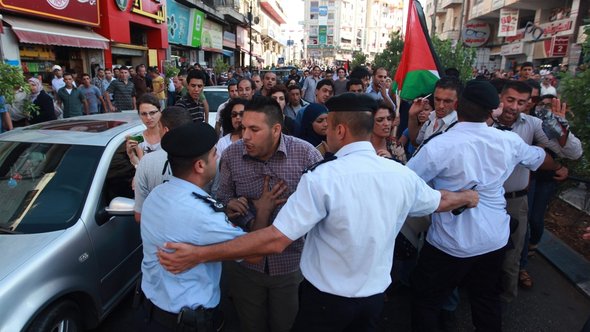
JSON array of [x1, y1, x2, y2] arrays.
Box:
[[105, 197, 135, 216]]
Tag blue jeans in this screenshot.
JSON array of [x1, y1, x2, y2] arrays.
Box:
[[520, 177, 557, 269]]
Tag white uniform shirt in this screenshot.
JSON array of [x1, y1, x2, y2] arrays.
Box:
[[407, 122, 545, 258], [416, 110, 458, 145], [273, 141, 440, 297], [134, 149, 170, 213]]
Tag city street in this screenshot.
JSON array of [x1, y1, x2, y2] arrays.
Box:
[[93, 252, 590, 332]]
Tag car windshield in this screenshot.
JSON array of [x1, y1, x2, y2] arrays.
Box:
[[204, 89, 228, 114], [0, 142, 103, 233]]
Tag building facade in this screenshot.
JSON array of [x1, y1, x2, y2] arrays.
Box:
[[423, 0, 590, 72]]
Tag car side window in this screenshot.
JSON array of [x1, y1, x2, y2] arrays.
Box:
[[102, 142, 135, 203]]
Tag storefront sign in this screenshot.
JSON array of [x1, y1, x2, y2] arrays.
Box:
[[318, 5, 328, 25], [463, 21, 490, 47], [223, 32, 236, 49], [551, 36, 569, 57], [236, 26, 246, 48], [505, 19, 574, 43], [501, 42, 524, 56], [190, 9, 205, 47], [167, 0, 191, 46], [498, 8, 518, 37], [128, 0, 165, 23], [319, 25, 327, 45], [491, 0, 504, 11], [0, 0, 99, 26], [201, 20, 223, 52]]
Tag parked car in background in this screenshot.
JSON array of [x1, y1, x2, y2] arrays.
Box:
[[0, 113, 143, 332], [204, 85, 228, 128]]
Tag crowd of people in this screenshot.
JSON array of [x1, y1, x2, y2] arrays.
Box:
[[116, 59, 584, 332], [0, 59, 584, 332]]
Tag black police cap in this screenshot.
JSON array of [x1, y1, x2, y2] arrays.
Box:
[[161, 122, 218, 158], [325, 92, 378, 113], [462, 80, 500, 110]]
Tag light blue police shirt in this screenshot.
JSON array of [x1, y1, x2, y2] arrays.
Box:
[[141, 177, 245, 313]]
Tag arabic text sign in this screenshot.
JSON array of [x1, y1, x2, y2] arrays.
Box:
[[498, 8, 518, 37], [0, 0, 100, 26]]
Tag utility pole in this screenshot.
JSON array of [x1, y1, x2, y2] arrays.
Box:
[[248, 0, 253, 68], [431, 0, 438, 38]]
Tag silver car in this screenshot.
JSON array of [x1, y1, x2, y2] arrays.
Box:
[[0, 113, 144, 331], [204, 85, 228, 127]]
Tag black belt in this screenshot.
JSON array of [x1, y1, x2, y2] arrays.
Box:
[[144, 298, 179, 329], [504, 189, 528, 199]]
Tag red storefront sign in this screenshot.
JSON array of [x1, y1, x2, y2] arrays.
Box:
[[0, 0, 100, 26], [551, 36, 569, 57]]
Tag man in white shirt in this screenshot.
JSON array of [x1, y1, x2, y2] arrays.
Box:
[[51, 65, 65, 98], [156, 93, 478, 331], [407, 76, 462, 147], [540, 75, 557, 96], [407, 80, 563, 331]]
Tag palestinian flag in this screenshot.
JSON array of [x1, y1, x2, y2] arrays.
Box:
[[393, 0, 443, 100]]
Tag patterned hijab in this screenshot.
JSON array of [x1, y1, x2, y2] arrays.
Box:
[[28, 77, 43, 102]]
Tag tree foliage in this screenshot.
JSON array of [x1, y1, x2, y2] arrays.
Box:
[[373, 31, 404, 77], [351, 51, 367, 70], [213, 57, 229, 76], [431, 36, 476, 83], [0, 63, 29, 105], [559, 23, 590, 177]]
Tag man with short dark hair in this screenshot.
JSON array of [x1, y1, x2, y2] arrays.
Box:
[[175, 70, 207, 123], [251, 73, 263, 93], [261, 71, 277, 97], [80, 73, 107, 114], [106, 66, 136, 111], [139, 121, 251, 331], [408, 80, 560, 331], [213, 97, 322, 332], [57, 73, 88, 117], [301, 66, 321, 102], [518, 62, 534, 81], [237, 78, 256, 101], [495, 80, 580, 303], [157, 93, 476, 331], [133, 64, 150, 100], [284, 85, 308, 120], [365, 67, 395, 110], [333, 67, 348, 95], [408, 76, 462, 146], [346, 78, 365, 94]]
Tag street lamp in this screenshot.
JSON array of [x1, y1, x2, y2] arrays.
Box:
[[248, 1, 253, 68]]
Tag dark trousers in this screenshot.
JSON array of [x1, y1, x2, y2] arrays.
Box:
[[411, 242, 506, 332], [291, 279, 384, 332]]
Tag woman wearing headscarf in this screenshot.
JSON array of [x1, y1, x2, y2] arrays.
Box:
[[297, 103, 328, 155], [28, 78, 56, 125]]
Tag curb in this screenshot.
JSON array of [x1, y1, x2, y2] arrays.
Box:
[[539, 229, 590, 298]]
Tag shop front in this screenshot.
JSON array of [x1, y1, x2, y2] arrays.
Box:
[[166, 0, 205, 68], [0, 1, 108, 82], [95, 0, 168, 71]]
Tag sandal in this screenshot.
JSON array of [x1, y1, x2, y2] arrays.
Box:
[[527, 244, 538, 257], [519, 270, 533, 289]]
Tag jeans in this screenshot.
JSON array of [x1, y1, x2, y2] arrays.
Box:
[[520, 177, 557, 269]]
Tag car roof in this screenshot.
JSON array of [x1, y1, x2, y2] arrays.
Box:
[[204, 85, 229, 91], [0, 112, 145, 147]]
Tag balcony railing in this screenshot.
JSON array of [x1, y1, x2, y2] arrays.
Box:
[[214, 0, 240, 11]]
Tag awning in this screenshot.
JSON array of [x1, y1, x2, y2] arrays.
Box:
[[3, 15, 109, 49], [221, 49, 234, 57]]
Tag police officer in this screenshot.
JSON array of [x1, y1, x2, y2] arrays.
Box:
[[139, 122, 282, 331]]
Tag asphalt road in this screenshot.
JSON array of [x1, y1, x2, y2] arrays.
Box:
[[92, 253, 590, 332]]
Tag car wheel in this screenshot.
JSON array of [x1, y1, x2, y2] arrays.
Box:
[[28, 300, 83, 332]]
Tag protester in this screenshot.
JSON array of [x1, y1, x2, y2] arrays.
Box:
[[126, 94, 162, 168]]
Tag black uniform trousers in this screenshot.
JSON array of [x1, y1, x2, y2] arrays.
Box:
[[291, 279, 384, 332], [411, 241, 506, 332]]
